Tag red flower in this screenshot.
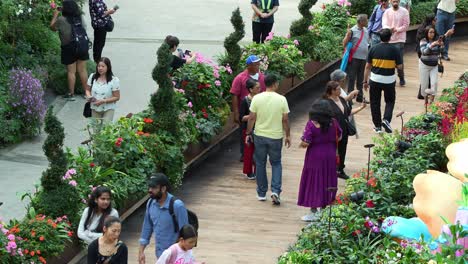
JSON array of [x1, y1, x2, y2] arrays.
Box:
[[115, 137, 123, 147], [366, 200, 375, 208], [136, 131, 144, 136], [181, 80, 189, 87], [39, 256, 47, 264], [364, 221, 371, 229], [31, 230, 36, 237], [67, 231, 73, 237], [367, 177, 377, 187], [36, 250, 41, 255], [30, 251, 35, 256], [197, 84, 204, 89], [24, 249, 29, 254], [204, 83, 211, 88], [143, 117, 153, 124], [90, 162, 95, 168], [39, 236, 45, 241], [352, 229, 361, 236], [201, 108, 209, 119]]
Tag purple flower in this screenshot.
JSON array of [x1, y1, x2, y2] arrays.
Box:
[[69, 180, 77, 187], [371, 226, 380, 233], [188, 102, 193, 108], [7, 234, 15, 241]]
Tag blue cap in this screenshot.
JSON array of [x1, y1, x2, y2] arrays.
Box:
[[246, 55, 261, 65]]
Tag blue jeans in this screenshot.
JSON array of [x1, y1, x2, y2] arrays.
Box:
[[370, 32, 381, 47], [436, 9, 455, 57], [253, 135, 283, 197]]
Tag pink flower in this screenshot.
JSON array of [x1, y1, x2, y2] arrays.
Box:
[[7, 234, 15, 241], [69, 180, 77, 187], [293, 39, 299, 46], [308, 25, 315, 31], [225, 65, 233, 74], [68, 169, 76, 175], [7, 241, 17, 250], [81, 199, 87, 204], [346, 11, 351, 16], [286, 34, 291, 39], [192, 113, 196, 117], [283, 45, 288, 49], [213, 70, 220, 78], [50, 2, 57, 9], [265, 31, 274, 41], [215, 80, 221, 87], [62, 174, 71, 180], [346, 1, 351, 6], [188, 102, 193, 108]]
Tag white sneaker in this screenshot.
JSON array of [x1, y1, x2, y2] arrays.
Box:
[[424, 88, 435, 95], [256, 195, 266, 201], [301, 213, 318, 222]]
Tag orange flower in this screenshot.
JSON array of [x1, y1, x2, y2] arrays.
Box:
[[24, 249, 29, 254], [36, 250, 41, 255], [143, 117, 153, 124], [39, 256, 47, 264], [137, 131, 144, 136], [39, 236, 45, 241], [52, 223, 57, 229], [143, 133, 150, 137], [31, 230, 36, 237], [30, 251, 35, 256]]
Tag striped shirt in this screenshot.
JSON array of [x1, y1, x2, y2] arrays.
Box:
[[367, 43, 403, 84]]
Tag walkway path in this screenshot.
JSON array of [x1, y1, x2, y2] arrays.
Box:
[[120, 40, 468, 264]]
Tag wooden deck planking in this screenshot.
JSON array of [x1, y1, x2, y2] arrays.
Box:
[[119, 40, 468, 264]]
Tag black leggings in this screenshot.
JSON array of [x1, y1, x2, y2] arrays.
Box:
[[93, 27, 107, 63], [252, 22, 273, 43]]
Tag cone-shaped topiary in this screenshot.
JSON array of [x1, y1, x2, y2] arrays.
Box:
[[33, 106, 81, 228], [289, 0, 317, 37], [150, 42, 179, 136], [222, 8, 245, 73], [40, 106, 67, 191]]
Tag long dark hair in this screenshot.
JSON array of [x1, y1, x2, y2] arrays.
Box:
[[84, 186, 113, 233], [93, 57, 114, 83], [424, 25, 439, 42], [309, 99, 334, 133], [62, 0, 82, 24]]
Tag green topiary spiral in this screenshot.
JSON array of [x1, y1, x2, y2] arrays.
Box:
[[289, 0, 317, 37], [223, 8, 245, 73], [150, 42, 179, 136], [40, 106, 67, 191]]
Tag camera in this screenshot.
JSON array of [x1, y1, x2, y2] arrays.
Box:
[[184, 50, 191, 56]]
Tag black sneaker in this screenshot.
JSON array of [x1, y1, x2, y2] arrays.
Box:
[[271, 193, 281, 206], [373, 127, 383, 134], [442, 55, 450, 61], [239, 155, 243, 162], [400, 79, 406, 87], [382, 119, 393, 133], [338, 171, 349, 180], [246, 174, 256, 180], [64, 93, 76, 101]]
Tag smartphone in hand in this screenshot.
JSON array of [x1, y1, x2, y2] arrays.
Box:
[[113, 5, 119, 10]]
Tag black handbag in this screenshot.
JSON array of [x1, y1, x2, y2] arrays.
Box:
[[105, 18, 114, 32], [345, 119, 357, 136], [83, 101, 91, 118]]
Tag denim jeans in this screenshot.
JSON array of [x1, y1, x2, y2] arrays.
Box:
[[436, 9, 455, 57], [370, 32, 381, 47], [253, 135, 283, 197]]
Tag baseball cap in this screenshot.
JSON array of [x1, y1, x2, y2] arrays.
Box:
[[246, 55, 261, 65], [148, 173, 170, 188]]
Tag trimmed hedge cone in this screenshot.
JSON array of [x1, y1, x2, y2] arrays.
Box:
[[289, 0, 317, 37], [222, 8, 245, 74]]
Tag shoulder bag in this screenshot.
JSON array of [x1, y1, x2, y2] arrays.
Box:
[[438, 53, 444, 76], [83, 75, 95, 118]]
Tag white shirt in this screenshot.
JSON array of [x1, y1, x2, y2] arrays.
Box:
[[77, 207, 119, 244], [87, 73, 120, 112], [438, 0, 457, 13], [156, 244, 197, 264]]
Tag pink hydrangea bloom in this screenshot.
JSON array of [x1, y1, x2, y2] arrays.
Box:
[[265, 31, 274, 41], [293, 39, 299, 46]]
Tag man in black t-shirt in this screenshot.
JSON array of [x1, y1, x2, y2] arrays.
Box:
[[251, 0, 280, 43], [165, 35, 196, 71], [363, 28, 403, 134]]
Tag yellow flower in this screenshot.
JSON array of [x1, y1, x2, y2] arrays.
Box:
[[427, 260, 437, 264]]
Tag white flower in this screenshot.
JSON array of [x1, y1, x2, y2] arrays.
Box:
[[28, 8, 31, 13], [19, 9, 24, 14]]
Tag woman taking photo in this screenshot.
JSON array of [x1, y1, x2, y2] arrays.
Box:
[[87, 216, 128, 264], [298, 99, 341, 222], [50, 0, 89, 101], [324, 81, 366, 179], [419, 26, 444, 104], [89, 0, 117, 62], [78, 186, 119, 244], [86, 57, 120, 125]]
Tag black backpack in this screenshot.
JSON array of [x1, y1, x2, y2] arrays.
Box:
[[66, 17, 91, 55], [169, 196, 199, 233], [146, 197, 199, 234]]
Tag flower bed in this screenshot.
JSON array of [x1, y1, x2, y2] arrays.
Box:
[[278, 72, 468, 263]]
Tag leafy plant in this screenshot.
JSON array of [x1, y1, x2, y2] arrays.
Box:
[[221, 8, 245, 74], [289, 0, 317, 37]]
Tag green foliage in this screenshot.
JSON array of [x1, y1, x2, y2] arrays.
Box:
[[242, 35, 307, 78], [458, 0, 468, 17], [151, 42, 180, 136], [40, 107, 67, 191], [349, 0, 375, 16], [289, 0, 317, 37], [221, 8, 245, 74], [410, 1, 437, 25]]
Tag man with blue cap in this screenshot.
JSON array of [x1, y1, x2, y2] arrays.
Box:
[[230, 55, 266, 162]]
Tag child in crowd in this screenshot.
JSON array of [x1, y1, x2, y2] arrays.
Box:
[[240, 78, 261, 180], [156, 224, 204, 264]]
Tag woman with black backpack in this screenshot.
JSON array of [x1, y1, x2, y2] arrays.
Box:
[[50, 0, 90, 101]]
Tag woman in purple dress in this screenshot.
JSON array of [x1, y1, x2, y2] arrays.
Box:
[[298, 99, 342, 222]]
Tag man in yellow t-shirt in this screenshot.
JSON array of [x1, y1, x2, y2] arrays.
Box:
[[245, 73, 291, 206]]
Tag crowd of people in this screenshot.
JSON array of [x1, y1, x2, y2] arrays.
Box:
[[48, 0, 461, 263]]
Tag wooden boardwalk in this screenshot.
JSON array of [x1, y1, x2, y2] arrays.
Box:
[[120, 40, 468, 264]]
